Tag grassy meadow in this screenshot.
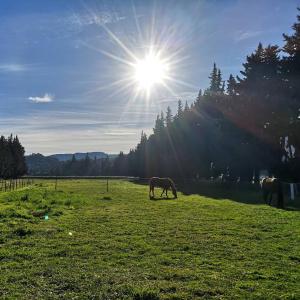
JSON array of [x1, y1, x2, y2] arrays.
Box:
[[0, 179, 299, 299]]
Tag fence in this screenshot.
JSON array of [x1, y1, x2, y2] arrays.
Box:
[[22, 176, 139, 192], [0, 178, 34, 192], [1, 176, 299, 201]]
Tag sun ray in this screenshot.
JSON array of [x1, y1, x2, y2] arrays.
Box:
[[80, 40, 135, 67], [84, 4, 194, 119], [131, 0, 143, 44], [85, 77, 132, 95], [160, 81, 178, 97], [101, 24, 138, 62], [165, 75, 199, 89], [106, 80, 136, 100], [117, 88, 141, 126]]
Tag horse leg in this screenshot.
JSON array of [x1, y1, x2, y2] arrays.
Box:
[[263, 190, 268, 204], [277, 184, 284, 209], [160, 189, 165, 197], [166, 188, 168, 198], [149, 185, 155, 198], [269, 192, 273, 205]]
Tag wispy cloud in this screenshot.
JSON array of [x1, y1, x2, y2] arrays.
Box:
[[235, 30, 263, 42], [104, 131, 136, 136], [28, 93, 54, 103], [68, 11, 126, 28], [0, 64, 28, 72]]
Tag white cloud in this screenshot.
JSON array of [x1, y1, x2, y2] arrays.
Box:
[[104, 131, 136, 136], [28, 93, 54, 103]]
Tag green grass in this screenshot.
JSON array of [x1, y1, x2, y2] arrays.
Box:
[[0, 179, 299, 299]]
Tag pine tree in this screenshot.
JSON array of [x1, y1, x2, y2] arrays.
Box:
[[227, 74, 237, 96], [0, 135, 27, 178], [216, 69, 222, 92], [283, 8, 300, 58], [205, 63, 224, 94], [238, 43, 264, 86], [153, 112, 165, 134], [177, 100, 183, 118], [184, 101, 189, 112], [208, 63, 218, 92], [160, 111, 165, 127], [153, 114, 161, 135], [221, 81, 225, 94], [194, 89, 203, 109], [165, 106, 173, 127], [263, 45, 281, 80]]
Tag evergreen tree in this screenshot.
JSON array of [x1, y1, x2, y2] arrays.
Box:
[[283, 8, 300, 58], [184, 101, 189, 112], [221, 81, 225, 94], [208, 62, 219, 93], [216, 69, 223, 92], [177, 100, 183, 118], [194, 89, 203, 110], [153, 114, 161, 135], [227, 74, 237, 96], [237, 43, 264, 91], [160, 111, 165, 127], [0, 135, 27, 178], [166, 106, 173, 127]]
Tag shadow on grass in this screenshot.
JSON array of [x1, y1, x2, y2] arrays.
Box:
[[178, 181, 300, 211], [133, 179, 300, 211], [149, 196, 177, 201], [101, 196, 112, 201]]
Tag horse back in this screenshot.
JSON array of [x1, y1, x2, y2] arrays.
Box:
[[149, 177, 171, 189]]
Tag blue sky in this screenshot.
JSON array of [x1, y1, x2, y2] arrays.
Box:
[[0, 0, 298, 154]]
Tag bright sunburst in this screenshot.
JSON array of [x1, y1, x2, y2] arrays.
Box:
[[81, 4, 197, 105], [133, 52, 169, 91]]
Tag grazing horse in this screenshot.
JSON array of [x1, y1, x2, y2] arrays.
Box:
[[149, 177, 177, 199], [260, 177, 284, 208]]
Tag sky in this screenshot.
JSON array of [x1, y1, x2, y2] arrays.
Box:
[[0, 0, 299, 155]]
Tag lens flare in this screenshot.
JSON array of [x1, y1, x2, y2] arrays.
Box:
[[133, 52, 168, 90]]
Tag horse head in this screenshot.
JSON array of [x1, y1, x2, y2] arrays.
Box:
[[170, 181, 177, 198]]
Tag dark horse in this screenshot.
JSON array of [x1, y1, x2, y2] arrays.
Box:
[[149, 177, 177, 199], [261, 177, 284, 208]]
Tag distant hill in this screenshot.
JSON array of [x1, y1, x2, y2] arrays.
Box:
[[49, 152, 108, 161], [25, 152, 116, 175], [26, 153, 60, 175]]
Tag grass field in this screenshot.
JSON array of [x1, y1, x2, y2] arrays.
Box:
[[0, 179, 299, 299]]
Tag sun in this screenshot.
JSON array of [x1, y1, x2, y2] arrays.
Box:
[[133, 52, 169, 91]]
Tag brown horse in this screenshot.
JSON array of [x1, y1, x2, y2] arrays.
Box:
[[261, 177, 284, 208], [149, 177, 177, 199]]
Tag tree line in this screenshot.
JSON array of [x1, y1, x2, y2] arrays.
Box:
[[0, 135, 27, 179], [112, 9, 300, 181], [26, 153, 112, 176]]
